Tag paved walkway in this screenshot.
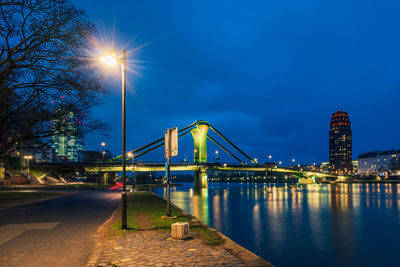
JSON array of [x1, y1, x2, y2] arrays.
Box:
[[87, 230, 246, 267]]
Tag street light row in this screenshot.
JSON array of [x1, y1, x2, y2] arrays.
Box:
[[214, 150, 302, 166]]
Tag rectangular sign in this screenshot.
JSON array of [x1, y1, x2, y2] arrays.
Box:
[[170, 127, 178, 157], [165, 129, 170, 158], [165, 127, 178, 158]]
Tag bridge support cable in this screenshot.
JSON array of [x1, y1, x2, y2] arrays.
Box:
[[209, 125, 257, 165], [207, 136, 245, 165], [111, 122, 197, 161]]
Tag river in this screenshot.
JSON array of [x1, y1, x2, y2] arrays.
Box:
[[153, 182, 400, 266]]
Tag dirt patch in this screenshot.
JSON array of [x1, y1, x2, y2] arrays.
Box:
[[136, 212, 153, 230]]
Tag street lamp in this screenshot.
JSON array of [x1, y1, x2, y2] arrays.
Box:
[[215, 150, 219, 161], [23, 155, 33, 176], [101, 142, 106, 162], [279, 161, 282, 166], [268, 155, 272, 162], [100, 49, 128, 230]]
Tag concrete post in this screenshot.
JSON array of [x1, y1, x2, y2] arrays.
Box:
[[103, 173, 109, 185]]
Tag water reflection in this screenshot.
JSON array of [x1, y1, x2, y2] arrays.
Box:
[[154, 183, 400, 267]]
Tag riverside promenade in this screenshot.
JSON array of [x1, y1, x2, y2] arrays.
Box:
[[86, 192, 272, 267]]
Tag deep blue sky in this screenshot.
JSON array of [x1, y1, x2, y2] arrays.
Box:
[[74, 0, 400, 165]]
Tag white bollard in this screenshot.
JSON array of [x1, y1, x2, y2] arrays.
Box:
[[171, 222, 190, 240]]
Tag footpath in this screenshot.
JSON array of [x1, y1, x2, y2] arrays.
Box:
[[86, 192, 273, 267]]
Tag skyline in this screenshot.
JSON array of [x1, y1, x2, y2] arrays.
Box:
[[74, 0, 400, 165]]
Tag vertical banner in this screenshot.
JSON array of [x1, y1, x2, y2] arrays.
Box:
[[165, 127, 178, 158], [164, 129, 170, 159], [170, 127, 178, 157]]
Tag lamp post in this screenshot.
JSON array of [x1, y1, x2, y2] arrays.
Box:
[[215, 150, 219, 161], [268, 155, 272, 162], [100, 49, 128, 230]]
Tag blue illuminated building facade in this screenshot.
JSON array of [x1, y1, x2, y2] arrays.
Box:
[[51, 103, 84, 162]]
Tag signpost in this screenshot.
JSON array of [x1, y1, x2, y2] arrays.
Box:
[[165, 127, 178, 216]]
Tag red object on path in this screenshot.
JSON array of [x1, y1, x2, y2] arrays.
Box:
[[109, 182, 123, 190]]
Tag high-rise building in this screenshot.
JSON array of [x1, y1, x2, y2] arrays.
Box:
[[329, 110, 352, 174], [51, 104, 84, 162]]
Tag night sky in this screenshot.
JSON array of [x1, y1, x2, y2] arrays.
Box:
[[74, 0, 400, 165]]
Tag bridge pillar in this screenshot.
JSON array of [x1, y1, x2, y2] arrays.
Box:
[[100, 173, 108, 185], [194, 168, 208, 189], [108, 172, 116, 184], [191, 123, 209, 163], [298, 177, 316, 185]]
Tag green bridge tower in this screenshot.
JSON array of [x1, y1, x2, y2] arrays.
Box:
[[191, 121, 210, 189]]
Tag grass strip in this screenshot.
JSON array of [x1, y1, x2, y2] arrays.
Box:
[[112, 191, 224, 246]]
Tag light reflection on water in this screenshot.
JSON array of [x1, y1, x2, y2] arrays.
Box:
[[154, 183, 400, 267]]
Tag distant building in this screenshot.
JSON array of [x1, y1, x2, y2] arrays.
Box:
[[352, 160, 359, 175], [320, 160, 357, 174], [329, 111, 352, 175], [18, 139, 55, 163], [51, 104, 84, 162], [320, 162, 329, 173], [79, 150, 101, 163], [79, 150, 113, 163], [358, 150, 400, 176]]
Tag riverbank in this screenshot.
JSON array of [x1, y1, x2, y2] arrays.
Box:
[[87, 191, 272, 266], [325, 180, 400, 184]]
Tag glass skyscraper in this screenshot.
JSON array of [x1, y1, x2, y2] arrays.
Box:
[[329, 110, 352, 174], [51, 105, 84, 162]]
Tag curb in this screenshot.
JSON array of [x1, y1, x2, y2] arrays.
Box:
[[85, 200, 121, 267]]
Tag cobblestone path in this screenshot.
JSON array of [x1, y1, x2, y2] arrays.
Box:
[[88, 230, 246, 267]]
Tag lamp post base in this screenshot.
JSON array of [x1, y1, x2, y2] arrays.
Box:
[[121, 190, 127, 229]]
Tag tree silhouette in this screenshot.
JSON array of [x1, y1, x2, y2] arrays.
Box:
[[0, 0, 108, 159]]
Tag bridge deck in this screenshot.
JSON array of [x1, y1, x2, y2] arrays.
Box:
[[33, 162, 341, 179]]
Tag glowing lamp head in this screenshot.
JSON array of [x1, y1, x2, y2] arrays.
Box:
[[100, 53, 118, 66], [127, 152, 133, 158], [101, 142, 106, 147]]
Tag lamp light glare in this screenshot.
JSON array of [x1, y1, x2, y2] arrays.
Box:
[[100, 54, 117, 66]]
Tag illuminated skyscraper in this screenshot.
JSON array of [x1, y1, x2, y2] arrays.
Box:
[[51, 104, 84, 162], [329, 111, 352, 174]]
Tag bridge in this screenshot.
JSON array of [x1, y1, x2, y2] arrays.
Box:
[[77, 120, 343, 188]]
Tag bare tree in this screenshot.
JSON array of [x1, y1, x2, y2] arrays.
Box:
[[0, 0, 108, 159]]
